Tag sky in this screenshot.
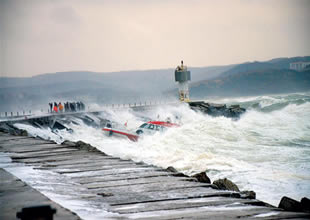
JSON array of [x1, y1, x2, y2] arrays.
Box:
[[0, 0, 309, 77]]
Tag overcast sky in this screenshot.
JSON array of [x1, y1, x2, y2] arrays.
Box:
[[0, 0, 309, 77]]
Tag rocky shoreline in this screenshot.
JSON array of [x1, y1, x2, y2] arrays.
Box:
[[188, 101, 246, 118]]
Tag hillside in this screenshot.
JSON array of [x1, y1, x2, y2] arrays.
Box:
[[190, 69, 310, 98]]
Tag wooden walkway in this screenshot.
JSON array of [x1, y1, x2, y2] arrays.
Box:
[[1, 132, 309, 219]]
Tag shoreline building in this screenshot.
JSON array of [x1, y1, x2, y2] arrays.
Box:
[[289, 62, 310, 71]]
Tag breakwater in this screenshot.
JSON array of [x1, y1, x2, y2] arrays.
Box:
[[1, 131, 309, 219]]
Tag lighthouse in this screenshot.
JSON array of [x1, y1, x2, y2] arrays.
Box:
[[175, 60, 191, 102]]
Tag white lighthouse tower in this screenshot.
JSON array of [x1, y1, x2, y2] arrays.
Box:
[[175, 60, 191, 102]]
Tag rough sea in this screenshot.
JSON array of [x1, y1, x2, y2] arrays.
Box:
[[2, 92, 310, 219]]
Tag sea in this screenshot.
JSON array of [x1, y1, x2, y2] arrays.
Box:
[[1, 92, 310, 219]]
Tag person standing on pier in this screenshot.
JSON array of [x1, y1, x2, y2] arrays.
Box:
[[49, 103, 52, 113], [53, 102, 58, 113], [58, 102, 64, 113]]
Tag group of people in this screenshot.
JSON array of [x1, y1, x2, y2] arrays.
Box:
[[49, 101, 85, 113]]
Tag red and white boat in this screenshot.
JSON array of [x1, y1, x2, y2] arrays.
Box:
[[102, 120, 179, 142]]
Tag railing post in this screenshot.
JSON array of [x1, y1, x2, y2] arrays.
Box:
[[11, 112, 13, 117]]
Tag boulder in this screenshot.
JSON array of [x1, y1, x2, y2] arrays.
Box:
[[278, 196, 303, 212], [166, 166, 178, 173], [75, 141, 105, 154], [191, 172, 211, 184], [213, 178, 240, 192], [188, 101, 245, 118], [240, 190, 256, 199]]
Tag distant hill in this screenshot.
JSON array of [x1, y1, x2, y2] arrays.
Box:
[[189, 56, 310, 98]]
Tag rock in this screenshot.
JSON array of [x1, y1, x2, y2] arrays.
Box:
[[20, 129, 28, 136], [61, 140, 76, 146], [75, 141, 105, 154], [278, 196, 303, 212], [166, 167, 188, 177], [166, 166, 178, 173], [188, 101, 245, 118], [301, 197, 310, 212], [192, 172, 211, 184], [240, 190, 256, 199], [213, 178, 240, 192]]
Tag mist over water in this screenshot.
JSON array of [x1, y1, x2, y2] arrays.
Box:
[[14, 92, 310, 206]]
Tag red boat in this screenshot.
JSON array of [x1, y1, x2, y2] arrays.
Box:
[[102, 121, 179, 142]]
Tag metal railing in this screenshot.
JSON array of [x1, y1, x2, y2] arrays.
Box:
[[0, 100, 176, 119]]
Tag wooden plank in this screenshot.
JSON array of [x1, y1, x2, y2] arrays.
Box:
[[90, 182, 213, 200], [0, 136, 31, 142], [62, 166, 162, 177], [111, 197, 256, 214], [46, 163, 152, 174], [9, 148, 79, 158], [76, 171, 172, 184], [11, 151, 107, 163], [12, 150, 116, 163], [11, 150, 81, 160], [83, 176, 194, 189], [98, 187, 239, 206], [0, 144, 77, 153], [120, 205, 279, 220], [88, 180, 211, 193], [38, 159, 136, 169], [0, 138, 53, 146]]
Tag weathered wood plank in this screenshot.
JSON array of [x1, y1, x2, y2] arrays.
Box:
[[97, 187, 239, 206], [1, 144, 77, 153], [83, 176, 193, 189], [46, 163, 153, 174], [9, 148, 79, 158], [89, 180, 210, 192], [62, 167, 163, 177], [120, 205, 278, 220], [38, 159, 137, 169], [111, 197, 257, 214], [11, 151, 109, 163], [0, 138, 53, 146], [76, 171, 173, 184], [11, 150, 81, 160]]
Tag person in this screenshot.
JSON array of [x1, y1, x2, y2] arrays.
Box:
[[58, 102, 64, 113], [49, 103, 52, 113], [76, 102, 80, 111], [53, 103, 58, 113]]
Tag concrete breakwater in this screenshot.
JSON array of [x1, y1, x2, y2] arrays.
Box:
[[1, 131, 310, 219]]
